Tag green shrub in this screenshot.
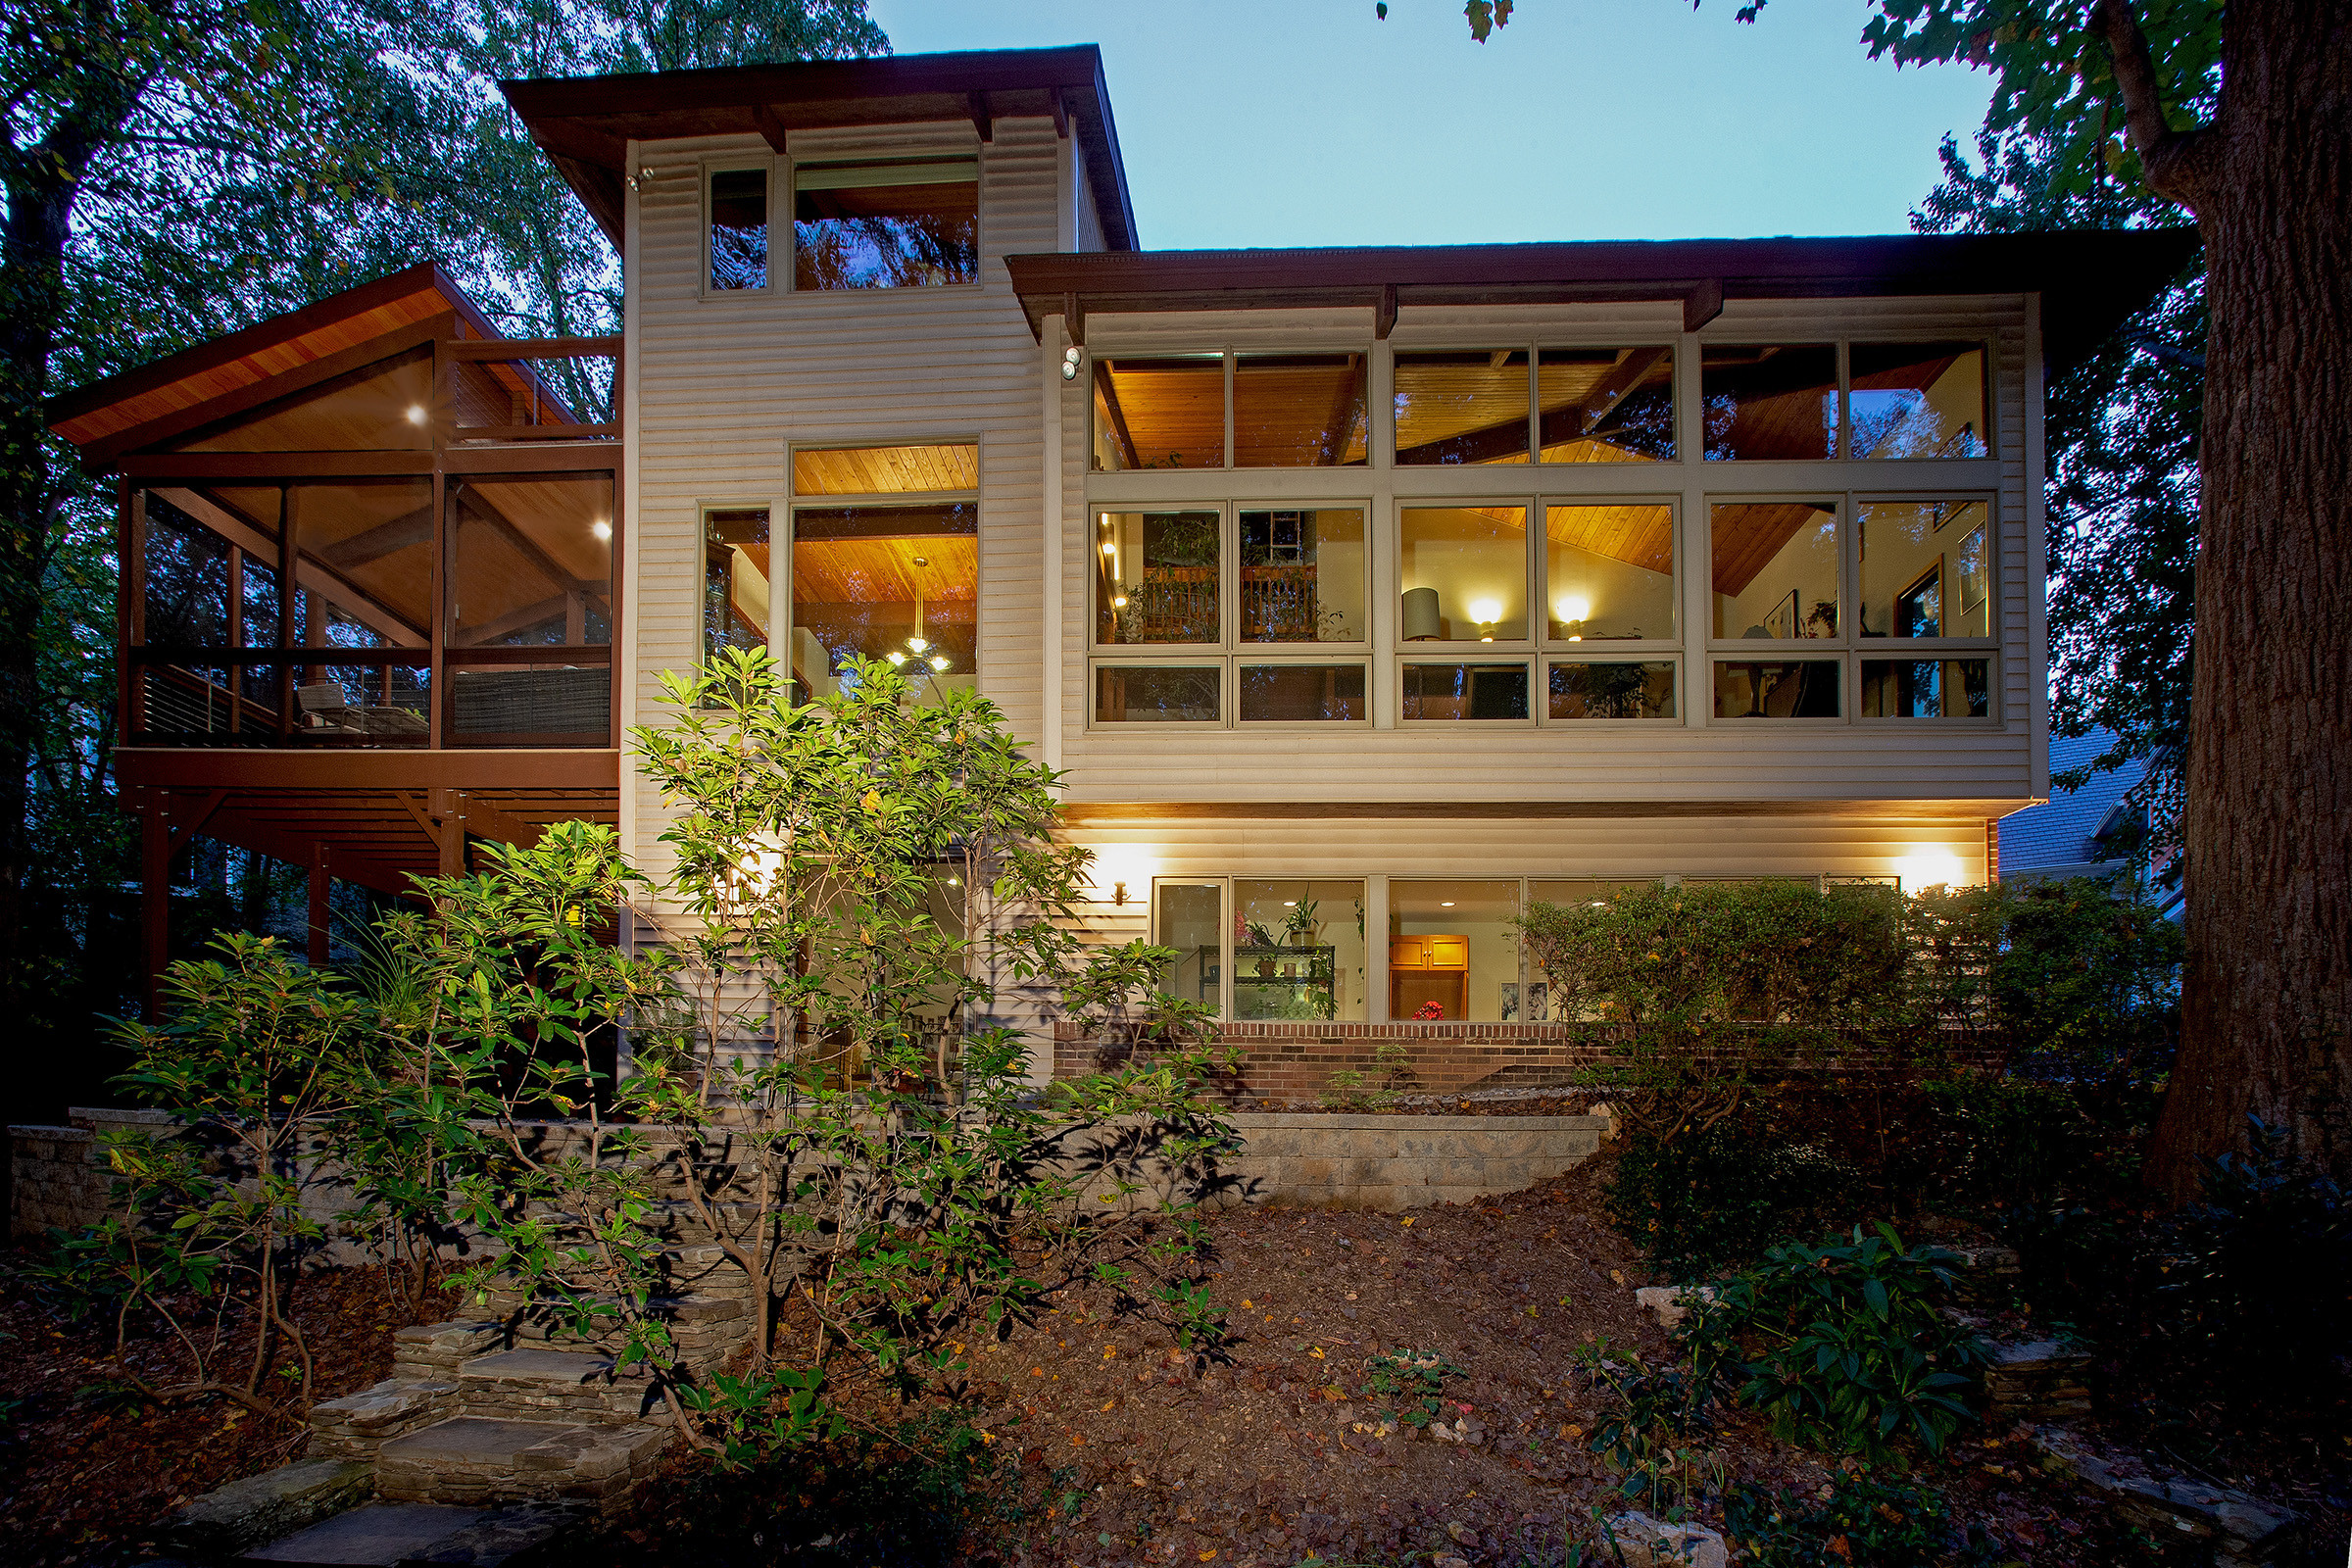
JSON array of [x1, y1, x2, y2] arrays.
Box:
[[1572, 1336, 1723, 1515], [1725, 1473, 1972, 1568], [1687, 1222, 1984, 1462], [1360, 1348, 1466, 1429], [1603, 1119, 1820, 1281]]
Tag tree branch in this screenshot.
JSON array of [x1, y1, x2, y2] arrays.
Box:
[[2092, 0, 2204, 207]]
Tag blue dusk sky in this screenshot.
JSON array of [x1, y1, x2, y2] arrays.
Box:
[[865, 0, 1998, 250]]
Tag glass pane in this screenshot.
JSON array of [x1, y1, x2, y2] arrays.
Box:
[[1544, 504, 1675, 640], [791, 502, 977, 696], [1548, 661, 1676, 719], [1858, 500, 1990, 639], [1096, 511, 1221, 645], [1233, 354, 1368, 466], [792, 443, 978, 496], [1399, 506, 1527, 641], [1529, 878, 1653, 907], [1536, 347, 1675, 462], [294, 660, 429, 744], [294, 478, 435, 646], [1095, 664, 1220, 723], [1701, 344, 1838, 461], [166, 348, 433, 453], [792, 161, 977, 289], [142, 492, 233, 646], [1091, 356, 1224, 471], [1238, 663, 1365, 721], [1235, 880, 1368, 1021], [1399, 662, 1529, 721], [1711, 502, 1838, 640], [1240, 508, 1364, 642], [448, 473, 614, 647], [1850, 342, 1987, 459], [1153, 881, 1224, 1012], [1862, 658, 1990, 718], [705, 507, 771, 673], [1390, 880, 1520, 1022], [710, 168, 769, 291], [450, 662, 610, 745], [1394, 350, 1530, 466], [1713, 659, 1841, 718]]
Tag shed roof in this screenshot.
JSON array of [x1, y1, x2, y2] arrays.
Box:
[[1006, 229, 2198, 372], [501, 45, 1137, 255]]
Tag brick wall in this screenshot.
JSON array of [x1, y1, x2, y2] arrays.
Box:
[[1054, 1021, 2004, 1104]]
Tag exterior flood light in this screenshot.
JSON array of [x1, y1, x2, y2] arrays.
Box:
[[1061, 346, 1081, 381]]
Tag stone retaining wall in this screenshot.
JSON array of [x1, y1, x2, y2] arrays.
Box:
[[1219, 1111, 1610, 1211]]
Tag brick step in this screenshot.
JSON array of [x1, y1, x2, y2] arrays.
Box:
[[375, 1415, 670, 1516]]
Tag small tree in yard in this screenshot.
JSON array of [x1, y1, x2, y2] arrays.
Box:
[[48, 933, 379, 1418]]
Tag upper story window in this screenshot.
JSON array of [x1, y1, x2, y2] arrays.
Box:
[[1093, 356, 1223, 470], [710, 169, 771, 291], [1702, 341, 1989, 460], [787, 443, 978, 700], [793, 160, 979, 290], [1393, 347, 1676, 466]]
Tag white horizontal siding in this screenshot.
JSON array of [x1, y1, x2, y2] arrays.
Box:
[[622, 120, 1064, 884]]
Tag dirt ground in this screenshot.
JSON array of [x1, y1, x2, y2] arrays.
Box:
[[0, 1257, 453, 1568], [4, 1153, 2342, 1567]]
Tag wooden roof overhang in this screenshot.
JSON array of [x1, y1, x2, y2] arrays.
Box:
[[1006, 229, 2200, 372], [501, 45, 1139, 255]]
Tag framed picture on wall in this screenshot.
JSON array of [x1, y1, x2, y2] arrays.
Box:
[[1527, 982, 1547, 1022], [1957, 526, 1988, 615], [1498, 982, 1520, 1021], [1764, 589, 1799, 640]]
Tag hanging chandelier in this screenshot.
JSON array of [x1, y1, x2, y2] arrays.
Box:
[[886, 554, 952, 673]]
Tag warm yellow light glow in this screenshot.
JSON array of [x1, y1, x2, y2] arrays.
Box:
[[886, 651, 906, 666], [927, 655, 949, 671], [406, 405, 427, 425], [907, 636, 929, 654], [1112, 595, 1128, 609], [1089, 844, 1159, 904], [1557, 595, 1592, 622], [592, 519, 612, 541], [1893, 852, 1969, 892], [1102, 541, 1117, 556], [1468, 598, 1503, 626]]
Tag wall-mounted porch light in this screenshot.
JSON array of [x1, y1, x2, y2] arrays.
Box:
[[1061, 345, 1082, 381]]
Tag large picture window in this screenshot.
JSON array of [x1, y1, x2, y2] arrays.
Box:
[[788, 443, 977, 701]]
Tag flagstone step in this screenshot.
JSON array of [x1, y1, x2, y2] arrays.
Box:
[[375, 1415, 670, 1515], [236, 1497, 586, 1565], [456, 1348, 659, 1423]]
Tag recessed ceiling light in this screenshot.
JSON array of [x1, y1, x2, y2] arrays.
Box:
[[591, 519, 612, 541], [1440, 901, 1454, 907], [405, 405, 426, 425]]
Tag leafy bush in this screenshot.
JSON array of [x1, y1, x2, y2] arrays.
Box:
[[1360, 1348, 1465, 1428], [1572, 1336, 1723, 1515], [1321, 1040, 1412, 1110], [1603, 1118, 1821, 1281], [1726, 1473, 1975, 1568], [1686, 1223, 1985, 1462]]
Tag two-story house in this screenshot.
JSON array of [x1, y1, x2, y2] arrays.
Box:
[[53, 47, 2190, 1090]]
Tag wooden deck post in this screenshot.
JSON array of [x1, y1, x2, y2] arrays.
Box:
[[307, 841, 331, 967], [137, 791, 170, 1021]]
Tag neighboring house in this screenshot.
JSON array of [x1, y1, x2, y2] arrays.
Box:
[[48, 48, 2190, 1085], [1994, 730, 2180, 911]]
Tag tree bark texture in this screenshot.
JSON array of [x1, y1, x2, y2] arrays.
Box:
[[2144, 0, 2352, 1196]]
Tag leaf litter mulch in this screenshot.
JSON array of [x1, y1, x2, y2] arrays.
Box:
[[4, 1155, 2340, 1567]]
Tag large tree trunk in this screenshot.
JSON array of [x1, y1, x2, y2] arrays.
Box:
[[2142, 0, 2352, 1198]]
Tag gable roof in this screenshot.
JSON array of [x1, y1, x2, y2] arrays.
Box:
[[1006, 229, 2199, 373], [501, 45, 1137, 255], [46, 263, 505, 454]]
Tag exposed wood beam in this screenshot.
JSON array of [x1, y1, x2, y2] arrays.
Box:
[[1324, 355, 1367, 462], [122, 452, 434, 479], [318, 504, 432, 570], [167, 789, 228, 856], [753, 101, 789, 155], [968, 91, 993, 142], [112, 747, 620, 791], [1536, 345, 1672, 451], [1375, 284, 1397, 341], [1049, 86, 1069, 139], [1684, 278, 1725, 333], [444, 337, 623, 361]]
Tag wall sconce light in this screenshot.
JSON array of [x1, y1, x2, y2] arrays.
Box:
[[1469, 598, 1502, 643], [1112, 881, 1128, 906], [1061, 345, 1082, 381]]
